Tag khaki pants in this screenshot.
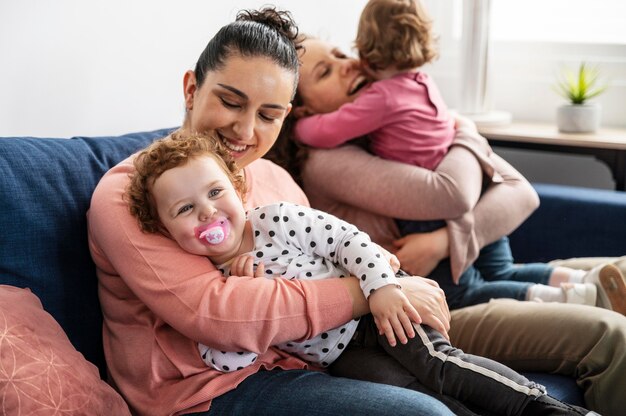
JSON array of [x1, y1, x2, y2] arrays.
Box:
[[450, 256, 626, 416]]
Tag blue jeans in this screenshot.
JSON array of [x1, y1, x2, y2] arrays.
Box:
[[190, 368, 454, 415], [396, 220, 553, 309], [430, 237, 553, 309]]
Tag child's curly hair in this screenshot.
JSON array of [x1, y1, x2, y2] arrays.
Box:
[[126, 131, 246, 233], [356, 0, 438, 71]]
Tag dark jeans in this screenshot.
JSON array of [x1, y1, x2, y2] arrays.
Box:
[[330, 315, 545, 416], [396, 219, 553, 309], [189, 367, 453, 415]]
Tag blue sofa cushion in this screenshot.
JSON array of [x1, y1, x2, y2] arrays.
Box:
[[0, 128, 173, 373], [510, 183, 626, 263]]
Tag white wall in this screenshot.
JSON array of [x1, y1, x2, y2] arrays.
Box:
[[1, 0, 623, 189], [422, 2, 626, 190], [0, 0, 367, 138]]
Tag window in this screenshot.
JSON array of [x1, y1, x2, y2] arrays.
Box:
[[424, 0, 626, 127], [491, 0, 626, 44]]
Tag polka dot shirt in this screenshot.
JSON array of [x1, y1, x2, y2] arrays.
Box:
[[198, 202, 399, 372]]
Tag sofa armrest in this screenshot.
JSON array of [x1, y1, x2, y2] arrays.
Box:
[[509, 183, 626, 264]]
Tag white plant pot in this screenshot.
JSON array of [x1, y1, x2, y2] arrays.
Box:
[[556, 103, 601, 133]]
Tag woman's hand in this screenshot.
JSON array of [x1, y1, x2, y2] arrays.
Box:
[[230, 255, 265, 277], [399, 276, 451, 339], [392, 228, 449, 277]]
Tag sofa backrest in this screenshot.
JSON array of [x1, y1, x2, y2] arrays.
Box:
[[510, 183, 626, 263], [0, 128, 173, 374]]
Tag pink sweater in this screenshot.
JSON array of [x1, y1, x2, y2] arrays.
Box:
[[87, 155, 353, 415], [295, 72, 455, 170]]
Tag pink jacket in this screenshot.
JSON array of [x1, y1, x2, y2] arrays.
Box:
[[295, 72, 455, 170], [88, 155, 353, 415]]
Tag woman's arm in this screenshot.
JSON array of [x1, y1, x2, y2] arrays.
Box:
[[450, 115, 539, 248], [89, 157, 353, 354], [90, 158, 452, 353], [303, 143, 483, 221], [382, 152, 539, 278], [339, 274, 450, 337], [471, 153, 539, 249]]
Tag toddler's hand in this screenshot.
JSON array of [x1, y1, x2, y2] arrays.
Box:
[[230, 255, 265, 278], [369, 285, 421, 347]]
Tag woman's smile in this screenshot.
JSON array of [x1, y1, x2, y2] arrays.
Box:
[[216, 130, 249, 154], [348, 75, 369, 96], [298, 38, 370, 114], [183, 54, 295, 167]]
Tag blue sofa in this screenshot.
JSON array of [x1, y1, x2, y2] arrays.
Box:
[[2, 129, 625, 409]]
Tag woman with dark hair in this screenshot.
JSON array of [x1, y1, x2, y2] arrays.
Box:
[[88, 7, 455, 416]]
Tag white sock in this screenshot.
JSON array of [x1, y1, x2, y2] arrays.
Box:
[[527, 284, 566, 302], [568, 269, 587, 284]]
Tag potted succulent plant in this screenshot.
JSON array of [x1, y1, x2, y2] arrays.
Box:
[[554, 62, 607, 133]]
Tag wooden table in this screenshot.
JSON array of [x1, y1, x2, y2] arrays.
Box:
[[478, 122, 626, 191]]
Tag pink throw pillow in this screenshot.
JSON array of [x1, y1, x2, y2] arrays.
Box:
[[0, 285, 130, 415]]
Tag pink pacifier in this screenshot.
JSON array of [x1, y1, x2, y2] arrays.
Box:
[[197, 217, 230, 245]]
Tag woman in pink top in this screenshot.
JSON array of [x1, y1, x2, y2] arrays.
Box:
[[264, 34, 626, 416], [87, 7, 454, 416]]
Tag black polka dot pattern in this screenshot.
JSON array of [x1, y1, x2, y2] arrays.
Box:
[[197, 344, 259, 374], [203, 202, 398, 373]]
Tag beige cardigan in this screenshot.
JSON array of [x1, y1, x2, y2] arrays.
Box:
[[301, 119, 539, 283]]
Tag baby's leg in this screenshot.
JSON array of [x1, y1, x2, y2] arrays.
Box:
[[379, 323, 546, 416], [428, 254, 532, 309], [550, 262, 626, 315], [472, 237, 552, 284], [471, 243, 597, 307], [329, 315, 485, 416]]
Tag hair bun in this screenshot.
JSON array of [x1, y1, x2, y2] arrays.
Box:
[[236, 7, 298, 42]]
